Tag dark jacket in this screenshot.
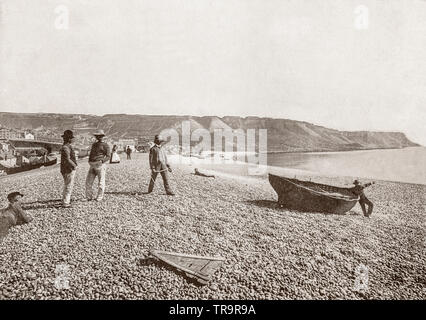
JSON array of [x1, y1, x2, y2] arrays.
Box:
[[89, 141, 111, 163], [149, 144, 170, 171], [0, 203, 32, 238], [1, 203, 32, 226], [60, 144, 77, 174], [350, 182, 373, 199]]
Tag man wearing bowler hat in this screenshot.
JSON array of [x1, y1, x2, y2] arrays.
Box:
[[86, 129, 111, 201], [148, 134, 174, 195], [60, 130, 78, 208]]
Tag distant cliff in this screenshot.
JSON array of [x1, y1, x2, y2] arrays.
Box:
[[0, 112, 419, 152]]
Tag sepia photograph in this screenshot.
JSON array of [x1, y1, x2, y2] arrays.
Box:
[[0, 0, 425, 308]]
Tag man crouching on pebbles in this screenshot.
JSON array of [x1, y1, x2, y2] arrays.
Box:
[[86, 130, 111, 202], [0, 192, 33, 238], [60, 130, 78, 208], [147, 135, 175, 195]]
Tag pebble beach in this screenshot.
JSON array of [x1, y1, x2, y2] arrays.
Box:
[[0, 153, 425, 300]]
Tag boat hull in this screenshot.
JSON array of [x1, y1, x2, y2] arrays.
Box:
[[2, 158, 57, 175], [269, 174, 359, 214]]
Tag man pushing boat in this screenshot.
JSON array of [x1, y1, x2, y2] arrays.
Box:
[[350, 180, 375, 217]]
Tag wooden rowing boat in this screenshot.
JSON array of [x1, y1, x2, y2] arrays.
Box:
[[1, 158, 57, 175], [268, 174, 359, 214], [149, 250, 225, 285]]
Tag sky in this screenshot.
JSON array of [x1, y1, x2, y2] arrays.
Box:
[[1, 0, 425, 145]]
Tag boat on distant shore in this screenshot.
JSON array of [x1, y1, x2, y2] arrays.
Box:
[[0, 157, 57, 175], [268, 174, 359, 214]]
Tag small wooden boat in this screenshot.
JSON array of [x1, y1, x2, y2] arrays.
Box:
[[149, 250, 225, 285], [268, 174, 359, 214], [1, 158, 57, 175]]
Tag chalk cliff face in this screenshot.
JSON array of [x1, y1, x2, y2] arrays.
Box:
[[0, 112, 419, 152]]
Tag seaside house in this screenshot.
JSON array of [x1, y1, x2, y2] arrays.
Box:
[[0, 127, 22, 140], [115, 139, 137, 152], [136, 137, 151, 152], [0, 142, 9, 152], [23, 132, 35, 140], [0, 150, 15, 162], [0, 155, 17, 168]]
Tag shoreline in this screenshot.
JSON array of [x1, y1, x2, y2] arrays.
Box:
[[264, 145, 423, 155]]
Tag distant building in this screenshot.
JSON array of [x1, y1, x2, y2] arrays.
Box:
[[0, 127, 22, 140], [115, 139, 136, 152], [23, 132, 35, 140], [36, 135, 63, 143], [0, 142, 9, 151], [0, 150, 14, 160], [0, 154, 17, 167], [136, 137, 151, 152], [137, 136, 150, 145]]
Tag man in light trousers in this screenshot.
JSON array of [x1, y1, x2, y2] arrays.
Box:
[[86, 130, 111, 201], [60, 130, 78, 208]]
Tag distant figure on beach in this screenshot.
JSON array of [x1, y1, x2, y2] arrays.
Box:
[[126, 146, 132, 160], [86, 130, 111, 202], [148, 135, 174, 195], [60, 130, 78, 208], [110, 145, 120, 164], [0, 192, 33, 239], [350, 180, 375, 217], [193, 168, 215, 178]]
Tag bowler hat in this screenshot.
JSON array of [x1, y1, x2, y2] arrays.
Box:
[[61, 130, 74, 139]]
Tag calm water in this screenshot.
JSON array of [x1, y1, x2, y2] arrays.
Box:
[[267, 147, 426, 185]]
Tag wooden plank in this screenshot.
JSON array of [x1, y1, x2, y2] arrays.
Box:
[[150, 250, 225, 261], [150, 251, 211, 282]]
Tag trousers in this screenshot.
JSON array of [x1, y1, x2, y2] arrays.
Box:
[[359, 197, 373, 216], [62, 170, 76, 205], [86, 162, 107, 200], [148, 170, 173, 194]]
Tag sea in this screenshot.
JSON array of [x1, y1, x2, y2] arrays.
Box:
[[266, 147, 426, 185], [195, 146, 426, 185]]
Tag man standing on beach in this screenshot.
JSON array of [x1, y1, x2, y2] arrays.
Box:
[[60, 130, 78, 208], [126, 146, 132, 160], [0, 192, 33, 239], [86, 130, 111, 202], [147, 135, 174, 195], [350, 180, 375, 217]]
